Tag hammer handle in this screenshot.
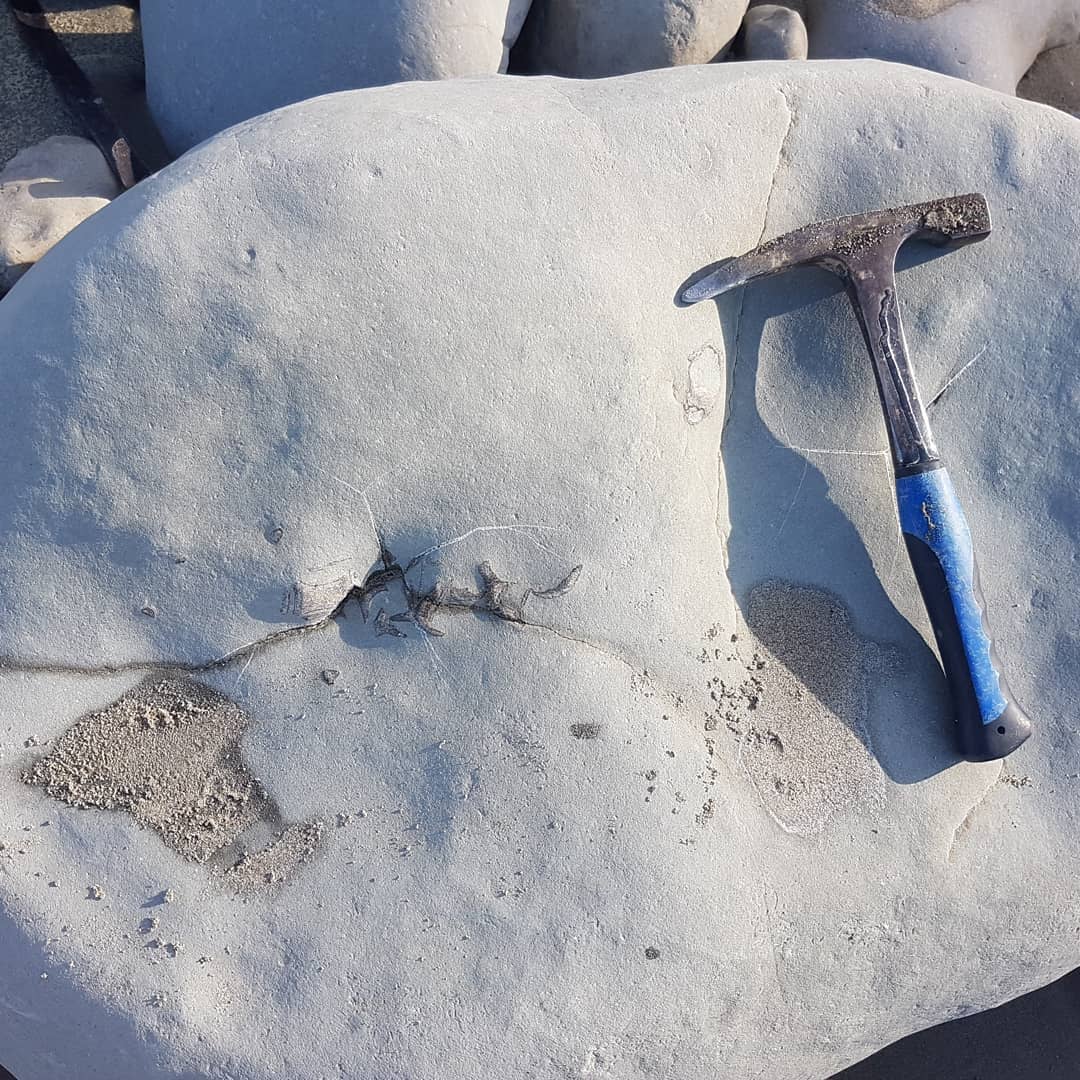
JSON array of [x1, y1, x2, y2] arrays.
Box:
[[895, 465, 1032, 761]]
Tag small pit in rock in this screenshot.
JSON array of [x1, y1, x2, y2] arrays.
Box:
[[569, 722, 602, 740]]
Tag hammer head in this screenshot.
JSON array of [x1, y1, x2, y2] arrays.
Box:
[[680, 194, 990, 304]]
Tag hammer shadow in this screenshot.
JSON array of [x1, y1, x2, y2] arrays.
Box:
[[677, 254, 961, 784]]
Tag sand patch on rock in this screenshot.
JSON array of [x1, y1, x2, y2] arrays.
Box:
[[702, 581, 881, 836], [224, 820, 325, 891], [22, 677, 321, 886]]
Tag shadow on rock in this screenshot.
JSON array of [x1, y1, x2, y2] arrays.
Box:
[[677, 259, 960, 788]]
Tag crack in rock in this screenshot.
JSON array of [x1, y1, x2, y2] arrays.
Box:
[[0, 550, 586, 677], [286, 543, 583, 639], [946, 762, 1005, 863], [721, 86, 796, 442]]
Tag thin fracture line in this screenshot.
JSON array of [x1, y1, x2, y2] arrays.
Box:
[[776, 459, 808, 538], [929, 345, 987, 407], [419, 629, 463, 692], [784, 445, 889, 458], [765, 392, 888, 461], [313, 467, 387, 551], [318, 468, 386, 500], [408, 524, 565, 566], [884, 449, 904, 578], [233, 650, 255, 690], [360, 492, 380, 551]]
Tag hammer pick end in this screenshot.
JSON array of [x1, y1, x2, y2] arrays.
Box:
[[679, 192, 992, 306], [680, 264, 737, 305]]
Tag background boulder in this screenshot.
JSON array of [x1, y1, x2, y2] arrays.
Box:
[[513, 0, 749, 76], [804, 0, 1080, 93], [0, 61, 1078, 1080], [742, 4, 810, 60], [0, 136, 119, 295], [141, 0, 535, 153]]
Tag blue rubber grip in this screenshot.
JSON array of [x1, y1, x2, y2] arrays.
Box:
[[895, 466, 1031, 760]]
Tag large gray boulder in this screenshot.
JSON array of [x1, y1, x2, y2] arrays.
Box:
[[515, 0, 749, 76], [742, 4, 809, 60], [805, 0, 1080, 93], [1, 61, 1078, 1080], [142, 0, 534, 153]]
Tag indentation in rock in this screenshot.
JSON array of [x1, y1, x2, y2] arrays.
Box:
[[679, 343, 725, 424], [569, 722, 602, 739], [702, 582, 879, 835], [22, 678, 321, 887]]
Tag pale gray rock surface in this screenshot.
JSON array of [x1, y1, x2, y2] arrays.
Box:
[[805, 0, 1080, 93], [743, 4, 809, 59], [0, 136, 119, 295], [142, 0, 534, 154], [514, 0, 749, 76], [0, 61, 1078, 1080]]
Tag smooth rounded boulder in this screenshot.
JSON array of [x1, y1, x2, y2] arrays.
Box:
[[0, 137, 119, 295], [805, 0, 1080, 93], [514, 0, 749, 76], [742, 4, 809, 60], [0, 61, 1078, 1080], [142, 0, 535, 153]]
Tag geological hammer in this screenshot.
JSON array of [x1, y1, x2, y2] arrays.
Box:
[[681, 194, 1031, 762]]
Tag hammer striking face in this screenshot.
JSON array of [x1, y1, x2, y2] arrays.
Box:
[[680, 193, 1032, 763]]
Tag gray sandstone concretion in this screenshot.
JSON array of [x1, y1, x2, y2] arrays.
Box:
[[743, 4, 809, 59], [0, 136, 119, 295], [514, 0, 749, 76], [805, 0, 1080, 93], [0, 61, 1078, 1080], [141, 0, 535, 154]]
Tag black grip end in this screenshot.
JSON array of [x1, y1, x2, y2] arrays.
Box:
[[958, 701, 1032, 763], [897, 470, 1033, 765]]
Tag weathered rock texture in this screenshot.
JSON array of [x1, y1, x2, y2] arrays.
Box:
[[514, 0, 749, 76], [141, 0, 535, 153], [0, 136, 118, 295], [0, 61, 1078, 1080], [805, 0, 1080, 93]]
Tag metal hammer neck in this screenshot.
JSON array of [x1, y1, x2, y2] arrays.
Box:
[[844, 257, 940, 475]]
